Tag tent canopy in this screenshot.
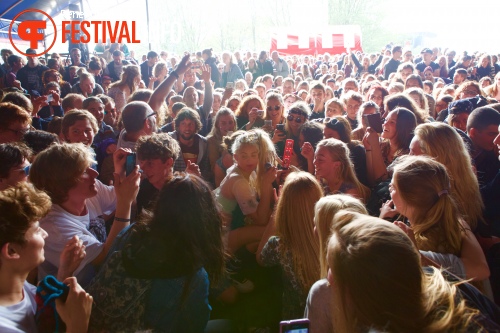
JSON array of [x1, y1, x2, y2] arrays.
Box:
[[0, 0, 82, 46], [0, 0, 82, 21]]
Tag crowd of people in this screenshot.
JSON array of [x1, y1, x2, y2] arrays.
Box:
[[0, 41, 500, 332]]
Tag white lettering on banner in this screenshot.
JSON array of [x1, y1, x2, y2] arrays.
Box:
[[61, 10, 85, 20]]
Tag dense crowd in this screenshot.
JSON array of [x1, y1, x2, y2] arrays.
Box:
[[0, 42, 500, 332]]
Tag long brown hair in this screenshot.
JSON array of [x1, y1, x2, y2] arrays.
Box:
[[110, 65, 141, 94], [275, 171, 322, 294], [126, 174, 226, 283], [234, 95, 264, 118]]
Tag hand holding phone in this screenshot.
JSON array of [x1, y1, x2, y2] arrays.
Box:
[[125, 153, 137, 176], [280, 319, 309, 333]]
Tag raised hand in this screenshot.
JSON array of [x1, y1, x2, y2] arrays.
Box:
[[201, 64, 211, 83], [176, 53, 192, 76], [185, 160, 201, 177], [379, 199, 398, 219], [300, 142, 314, 161], [57, 235, 86, 280]]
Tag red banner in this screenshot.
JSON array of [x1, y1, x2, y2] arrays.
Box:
[[270, 31, 363, 56]]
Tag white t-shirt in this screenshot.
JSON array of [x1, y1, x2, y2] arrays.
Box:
[[116, 129, 137, 151], [39, 180, 116, 287], [0, 282, 37, 333]]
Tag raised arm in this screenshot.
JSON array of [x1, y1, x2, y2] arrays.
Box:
[[363, 128, 387, 185], [91, 149, 140, 266], [149, 53, 191, 113], [371, 54, 384, 71], [351, 52, 362, 70], [200, 65, 213, 122]]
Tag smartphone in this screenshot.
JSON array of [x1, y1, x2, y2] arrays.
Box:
[[276, 124, 285, 132], [46, 93, 54, 102], [257, 110, 265, 117], [125, 153, 136, 176], [226, 82, 234, 89], [282, 139, 294, 169], [279, 319, 309, 333], [364, 113, 383, 133]]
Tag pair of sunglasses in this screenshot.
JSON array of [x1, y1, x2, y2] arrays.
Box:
[[287, 114, 303, 123], [266, 105, 281, 112]]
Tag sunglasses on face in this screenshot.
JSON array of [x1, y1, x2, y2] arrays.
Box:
[[144, 112, 157, 121], [287, 114, 303, 123], [267, 105, 281, 112]]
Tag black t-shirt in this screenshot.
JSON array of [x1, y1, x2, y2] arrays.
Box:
[[308, 104, 325, 120], [416, 61, 439, 73], [474, 149, 500, 187], [136, 178, 159, 215], [345, 115, 358, 130]]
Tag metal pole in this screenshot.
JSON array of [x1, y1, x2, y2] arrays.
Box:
[[145, 0, 151, 50]]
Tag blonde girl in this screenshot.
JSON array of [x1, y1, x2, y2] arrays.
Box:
[[411, 122, 484, 230], [387, 156, 489, 281], [327, 211, 493, 332], [313, 138, 370, 202], [305, 195, 368, 333], [257, 171, 323, 319]]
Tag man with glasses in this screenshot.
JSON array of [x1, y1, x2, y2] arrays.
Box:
[[117, 101, 157, 151], [284, 103, 311, 151], [16, 48, 48, 95], [0, 143, 31, 191], [0, 102, 32, 144]]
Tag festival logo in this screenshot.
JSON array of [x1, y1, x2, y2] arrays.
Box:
[[9, 8, 140, 57]]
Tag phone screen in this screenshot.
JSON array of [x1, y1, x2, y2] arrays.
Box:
[[280, 319, 309, 333], [364, 113, 383, 133], [125, 153, 136, 176]]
